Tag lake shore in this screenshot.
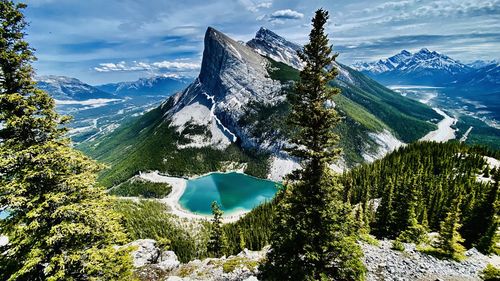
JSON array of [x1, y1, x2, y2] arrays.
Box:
[[137, 171, 251, 223]]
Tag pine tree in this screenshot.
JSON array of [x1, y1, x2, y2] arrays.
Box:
[[238, 226, 246, 251], [207, 201, 227, 257], [261, 9, 365, 281], [476, 169, 500, 253], [437, 197, 466, 260], [375, 178, 396, 237], [397, 181, 428, 244], [0, 1, 133, 280]]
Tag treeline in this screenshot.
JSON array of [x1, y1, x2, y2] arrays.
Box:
[[342, 141, 499, 250]]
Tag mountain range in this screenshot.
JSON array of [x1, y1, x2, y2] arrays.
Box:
[[80, 27, 441, 187], [97, 75, 191, 96], [353, 49, 499, 91], [35, 75, 190, 144]]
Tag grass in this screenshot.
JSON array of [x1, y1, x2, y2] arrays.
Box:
[[222, 257, 259, 273], [109, 178, 172, 198], [417, 245, 466, 262], [359, 234, 380, 247]]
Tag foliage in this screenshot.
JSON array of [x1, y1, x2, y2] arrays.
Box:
[[260, 9, 365, 281], [0, 1, 133, 279], [436, 197, 466, 260], [344, 141, 498, 249], [222, 257, 259, 273], [109, 178, 172, 198], [391, 240, 405, 251], [112, 200, 208, 263], [481, 264, 500, 281], [207, 202, 228, 257], [223, 200, 276, 255]]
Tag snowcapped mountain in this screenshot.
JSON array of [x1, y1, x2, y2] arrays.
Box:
[[247, 27, 304, 70], [353, 49, 499, 90], [82, 27, 440, 186], [97, 75, 191, 97], [36, 75, 116, 100]]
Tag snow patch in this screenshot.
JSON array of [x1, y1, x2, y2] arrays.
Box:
[[364, 130, 404, 162]]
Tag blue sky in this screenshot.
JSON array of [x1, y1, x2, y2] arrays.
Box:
[[21, 0, 500, 84]]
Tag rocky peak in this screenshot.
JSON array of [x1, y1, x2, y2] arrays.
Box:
[[247, 27, 304, 70]]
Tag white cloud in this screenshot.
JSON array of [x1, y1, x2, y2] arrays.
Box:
[[269, 9, 304, 20], [239, 0, 272, 12], [94, 60, 200, 72]]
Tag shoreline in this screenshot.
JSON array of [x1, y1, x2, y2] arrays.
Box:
[[137, 171, 252, 223]]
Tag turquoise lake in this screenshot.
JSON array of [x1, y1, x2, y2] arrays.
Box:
[[179, 172, 278, 215]]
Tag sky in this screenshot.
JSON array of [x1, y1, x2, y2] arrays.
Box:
[[20, 0, 500, 84]]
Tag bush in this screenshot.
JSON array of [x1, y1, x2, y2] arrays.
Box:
[[392, 240, 405, 251], [481, 264, 500, 281]]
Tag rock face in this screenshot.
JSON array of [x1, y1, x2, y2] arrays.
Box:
[[127, 239, 180, 271], [165, 27, 281, 149], [247, 27, 304, 70]]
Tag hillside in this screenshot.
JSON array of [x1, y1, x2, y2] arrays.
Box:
[[80, 27, 440, 187]]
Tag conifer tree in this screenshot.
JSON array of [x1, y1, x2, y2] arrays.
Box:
[[238, 226, 246, 251], [261, 9, 365, 281], [476, 169, 500, 253], [0, 1, 133, 279], [375, 178, 395, 237], [437, 197, 466, 260], [397, 182, 427, 244], [207, 201, 227, 257]]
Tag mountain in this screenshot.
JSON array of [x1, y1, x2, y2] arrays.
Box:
[[247, 27, 304, 70], [353, 48, 473, 86], [97, 75, 191, 96], [36, 75, 116, 100], [80, 27, 440, 187]]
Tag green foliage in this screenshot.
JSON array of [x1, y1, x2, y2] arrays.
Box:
[[266, 57, 300, 82], [261, 10, 365, 281], [344, 141, 498, 249], [436, 197, 466, 260], [223, 201, 276, 255], [0, 1, 133, 279], [481, 264, 500, 281], [109, 178, 172, 198], [207, 202, 228, 257], [455, 115, 500, 151], [391, 240, 405, 251], [113, 200, 208, 262], [222, 257, 259, 273]]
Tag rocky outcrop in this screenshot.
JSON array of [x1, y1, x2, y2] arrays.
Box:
[[362, 240, 491, 281], [127, 239, 180, 271]]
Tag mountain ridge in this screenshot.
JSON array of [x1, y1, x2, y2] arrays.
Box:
[[81, 26, 440, 187]]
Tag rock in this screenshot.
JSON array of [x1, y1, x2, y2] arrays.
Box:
[[127, 239, 161, 268], [156, 251, 180, 271]]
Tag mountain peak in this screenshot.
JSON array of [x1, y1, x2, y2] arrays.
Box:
[[247, 27, 304, 69]]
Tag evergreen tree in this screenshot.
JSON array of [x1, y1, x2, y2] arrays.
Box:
[[0, 1, 133, 280], [397, 181, 428, 244], [476, 169, 500, 253], [375, 178, 395, 237], [238, 226, 246, 251], [261, 9, 365, 281], [207, 201, 227, 257], [437, 197, 466, 259]]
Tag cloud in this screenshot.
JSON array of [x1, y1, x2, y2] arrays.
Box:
[[94, 60, 200, 72], [239, 0, 272, 12], [269, 9, 304, 20]]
